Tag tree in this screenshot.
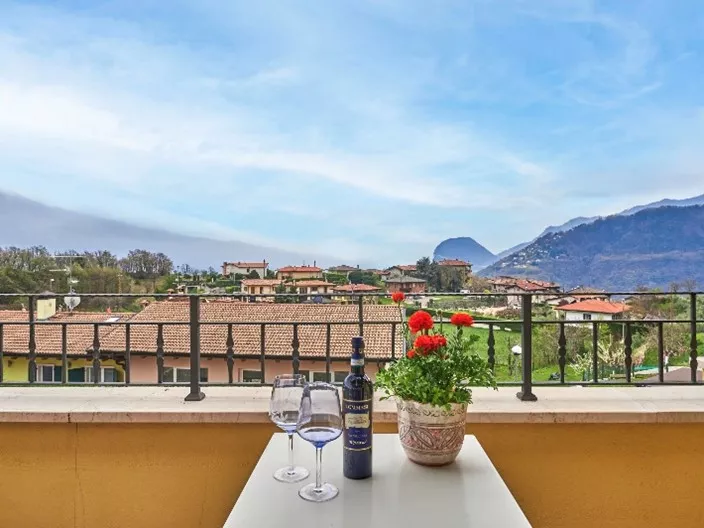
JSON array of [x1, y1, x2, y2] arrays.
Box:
[[247, 270, 261, 279], [415, 257, 441, 290], [348, 270, 379, 286]]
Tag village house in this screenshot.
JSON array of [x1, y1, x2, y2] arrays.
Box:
[[240, 279, 283, 298], [98, 301, 404, 384], [385, 276, 427, 294], [387, 265, 418, 278], [288, 280, 335, 296], [555, 299, 629, 322], [438, 259, 472, 273], [276, 265, 323, 281], [546, 286, 609, 307], [0, 305, 131, 383], [489, 276, 561, 307], [221, 261, 269, 278], [326, 265, 359, 278]]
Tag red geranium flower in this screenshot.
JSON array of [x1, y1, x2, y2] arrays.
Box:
[[406, 349, 416, 359], [450, 313, 474, 327], [414, 335, 435, 354], [408, 310, 434, 334], [391, 292, 405, 304], [433, 335, 447, 349]]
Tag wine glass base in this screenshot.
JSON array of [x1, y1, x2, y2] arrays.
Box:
[[298, 482, 339, 503], [273, 466, 310, 483]]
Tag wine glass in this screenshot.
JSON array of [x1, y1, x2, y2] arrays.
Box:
[[269, 374, 310, 483], [296, 382, 343, 502]]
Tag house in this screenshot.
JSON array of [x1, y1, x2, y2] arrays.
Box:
[[222, 261, 269, 278], [546, 286, 609, 307], [0, 308, 131, 383], [489, 276, 561, 307], [289, 280, 335, 296], [327, 265, 359, 278], [555, 299, 629, 322], [385, 276, 427, 294], [98, 301, 404, 384], [368, 269, 391, 278], [276, 265, 323, 281], [438, 259, 472, 273], [333, 283, 382, 303], [388, 265, 417, 278], [240, 279, 283, 298]]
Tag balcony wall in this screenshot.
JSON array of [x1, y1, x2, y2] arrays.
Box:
[[0, 387, 703, 528]]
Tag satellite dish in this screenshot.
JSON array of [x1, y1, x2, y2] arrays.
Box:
[[64, 292, 81, 312], [511, 345, 522, 355]]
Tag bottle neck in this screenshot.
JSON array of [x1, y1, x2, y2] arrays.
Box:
[[351, 351, 365, 375]]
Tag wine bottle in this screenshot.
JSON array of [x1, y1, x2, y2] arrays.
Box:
[[342, 336, 373, 480]]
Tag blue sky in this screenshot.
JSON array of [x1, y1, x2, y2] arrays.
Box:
[[1, 1, 703, 265]]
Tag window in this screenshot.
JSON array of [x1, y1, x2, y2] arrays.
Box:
[[241, 370, 263, 383], [334, 372, 348, 383], [163, 367, 208, 383], [85, 367, 121, 383], [582, 313, 592, 321], [37, 365, 62, 383], [312, 372, 329, 382]]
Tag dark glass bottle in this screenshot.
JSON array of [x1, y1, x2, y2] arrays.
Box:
[[342, 336, 373, 480]]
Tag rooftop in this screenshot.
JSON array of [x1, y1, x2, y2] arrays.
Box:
[[240, 279, 282, 287], [555, 299, 629, 314], [224, 261, 268, 268], [438, 259, 471, 267], [99, 301, 403, 358], [290, 280, 335, 287], [384, 276, 426, 284], [333, 284, 383, 292], [277, 266, 322, 273]]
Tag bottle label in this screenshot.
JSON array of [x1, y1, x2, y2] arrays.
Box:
[[351, 358, 364, 367], [343, 398, 372, 451]]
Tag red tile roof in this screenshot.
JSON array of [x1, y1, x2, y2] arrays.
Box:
[[395, 265, 417, 272], [555, 300, 629, 314], [438, 259, 470, 267], [278, 266, 323, 273], [333, 284, 382, 292], [0, 311, 132, 355], [100, 302, 403, 359]]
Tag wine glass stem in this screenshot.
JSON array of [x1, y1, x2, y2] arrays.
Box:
[[315, 447, 323, 491], [287, 433, 295, 473]]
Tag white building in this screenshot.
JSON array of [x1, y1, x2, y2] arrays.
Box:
[[555, 299, 629, 322], [222, 261, 269, 278]]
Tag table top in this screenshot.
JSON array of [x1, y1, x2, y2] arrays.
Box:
[[224, 433, 531, 528]]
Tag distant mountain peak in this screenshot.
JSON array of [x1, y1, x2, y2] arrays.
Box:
[[433, 237, 495, 270]]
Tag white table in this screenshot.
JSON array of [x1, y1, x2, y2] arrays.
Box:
[[224, 433, 531, 528]]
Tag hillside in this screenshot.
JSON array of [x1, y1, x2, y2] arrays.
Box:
[[433, 237, 496, 269], [493, 194, 704, 262], [0, 192, 325, 269], [480, 205, 704, 290]]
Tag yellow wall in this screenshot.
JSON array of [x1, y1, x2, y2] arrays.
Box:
[[2, 358, 124, 382], [0, 422, 702, 528]]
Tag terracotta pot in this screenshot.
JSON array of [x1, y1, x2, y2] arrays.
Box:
[[397, 399, 468, 466]]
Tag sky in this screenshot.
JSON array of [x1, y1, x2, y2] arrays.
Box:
[[1, 0, 703, 265]]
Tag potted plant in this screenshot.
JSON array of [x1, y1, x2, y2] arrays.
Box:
[[376, 300, 496, 466]]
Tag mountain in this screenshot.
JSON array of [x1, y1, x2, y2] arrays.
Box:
[[479, 205, 704, 290], [0, 191, 326, 269], [494, 194, 704, 262], [433, 237, 496, 269]]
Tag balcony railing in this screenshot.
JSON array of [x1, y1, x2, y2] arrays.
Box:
[[0, 291, 702, 402]]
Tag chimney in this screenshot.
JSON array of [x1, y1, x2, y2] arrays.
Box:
[[314, 260, 317, 268]]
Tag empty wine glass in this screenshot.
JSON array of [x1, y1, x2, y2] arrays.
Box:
[[269, 374, 310, 483], [296, 382, 343, 502]]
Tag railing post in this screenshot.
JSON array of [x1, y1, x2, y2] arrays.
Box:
[[690, 293, 698, 383], [292, 323, 300, 375], [185, 295, 205, 401], [517, 294, 537, 401], [558, 322, 566, 384], [92, 323, 101, 384], [28, 295, 36, 384]]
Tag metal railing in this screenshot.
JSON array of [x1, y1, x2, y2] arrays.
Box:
[[0, 291, 701, 402]]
